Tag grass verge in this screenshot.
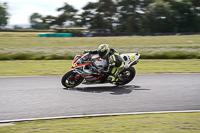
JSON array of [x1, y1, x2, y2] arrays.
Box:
[[0, 31, 53, 37], [0, 35, 200, 60], [0, 112, 200, 133], [0, 59, 200, 77]]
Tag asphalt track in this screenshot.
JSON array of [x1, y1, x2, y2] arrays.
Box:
[[0, 73, 200, 122]]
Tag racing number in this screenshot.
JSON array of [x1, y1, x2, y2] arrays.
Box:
[[131, 56, 135, 61], [72, 63, 77, 67]]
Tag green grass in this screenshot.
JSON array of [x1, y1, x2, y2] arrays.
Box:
[[0, 35, 200, 60], [0, 34, 200, 132], [0, 59, 199, 77], [0, 60, 70, 77], [0, 31, 54, 37], [0, 112, 200, 133]]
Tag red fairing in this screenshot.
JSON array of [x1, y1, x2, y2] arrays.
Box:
[[71, 54, 85, 69], [94, 57, 102, 61], [74, 74, 81, 80], [73, 55, 83, 64]]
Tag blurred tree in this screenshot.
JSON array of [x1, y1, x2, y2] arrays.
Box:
[[142, 0, 175, 32], [163, 0, 200, 32], [55, 14, 74, 27], [0, 2, 9, 29], [57, 2, 78, 14], [81, 2, 99, 27], [56, 2, 78, 27], [81, 0, 117, 31], [97, 0, 117, 30], [30, 0, 200, 32], [90, 14, 111, 29], [116, 0, 155, 32], [191, 0, 200, 31], [42, 15, 57, 29], [13, 25, 23, 29], [191, 0, 200, 13], [116, 0, 140, 32], [30, 13, 44, 29], [142, 0, 200, 32]]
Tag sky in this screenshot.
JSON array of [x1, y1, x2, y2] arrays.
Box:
[[3, 0, 98, 25]]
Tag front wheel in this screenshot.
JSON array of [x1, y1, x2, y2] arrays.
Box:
[[61, 71, 84, 88], [115, 67, 136, 86]]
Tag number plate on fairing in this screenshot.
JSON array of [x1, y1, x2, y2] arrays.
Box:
[[120, 53, 140, 68]]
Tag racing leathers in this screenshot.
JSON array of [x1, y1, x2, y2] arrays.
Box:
[[86, 48, 124, 83]]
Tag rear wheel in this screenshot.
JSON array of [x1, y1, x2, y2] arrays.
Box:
[[115, 67, 136, 86], [61, 71, 84, 88]]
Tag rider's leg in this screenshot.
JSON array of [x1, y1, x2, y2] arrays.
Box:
[[107, 63, 124, 83]]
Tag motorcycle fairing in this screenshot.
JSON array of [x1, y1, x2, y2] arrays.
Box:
[[72, 54, 90, 69], [120, 53, 140, 68], [71, 53, 105, 82], [92, 54, 107, 69], [81, 73, 104, 82]]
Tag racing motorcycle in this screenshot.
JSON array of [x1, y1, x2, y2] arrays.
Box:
[[61, 52, 140, 88]]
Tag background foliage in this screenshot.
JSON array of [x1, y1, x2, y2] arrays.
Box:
[[0, 2, 9, 29], [1, 0, 200, 32], [28, 0, 200, 33]]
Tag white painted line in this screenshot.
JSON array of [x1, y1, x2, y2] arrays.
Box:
[[0, 123, 15, 127], [0, 110, 200, 123]]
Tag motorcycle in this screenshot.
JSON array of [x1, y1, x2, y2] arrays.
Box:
[[61, 52, 140, 88]]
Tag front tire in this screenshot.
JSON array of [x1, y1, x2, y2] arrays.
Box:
[[61, 71, 84, 88], [115, 67, 136, 86]]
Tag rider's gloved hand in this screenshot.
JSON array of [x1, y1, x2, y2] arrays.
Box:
[[83, 50, 93, 54], [83, 51, 88, 54]]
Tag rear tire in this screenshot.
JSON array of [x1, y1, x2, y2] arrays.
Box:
[[115, 67, 136, 86], [61, 71, 84, 88]]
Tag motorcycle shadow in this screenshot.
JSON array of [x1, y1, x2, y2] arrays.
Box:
[[63, 85, 150, 95]]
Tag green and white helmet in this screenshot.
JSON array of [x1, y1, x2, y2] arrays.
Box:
[[98, 44, 110, 59]]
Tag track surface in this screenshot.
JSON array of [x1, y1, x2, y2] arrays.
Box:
[[0, 73, 200, 121]]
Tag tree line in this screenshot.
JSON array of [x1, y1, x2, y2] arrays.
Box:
[[0, 2, 9, 29], [1, 0, 200, 33]]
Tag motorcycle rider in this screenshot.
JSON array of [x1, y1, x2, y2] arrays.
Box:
[[84, 44, 124, 83]]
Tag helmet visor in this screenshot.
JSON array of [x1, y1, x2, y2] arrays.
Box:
[[99, 50, 108, 59]]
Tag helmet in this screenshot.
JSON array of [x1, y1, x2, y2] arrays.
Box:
[[98, 44, 110, 59]]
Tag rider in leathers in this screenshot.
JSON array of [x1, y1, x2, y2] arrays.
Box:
[[85, 44, 124, 83]]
